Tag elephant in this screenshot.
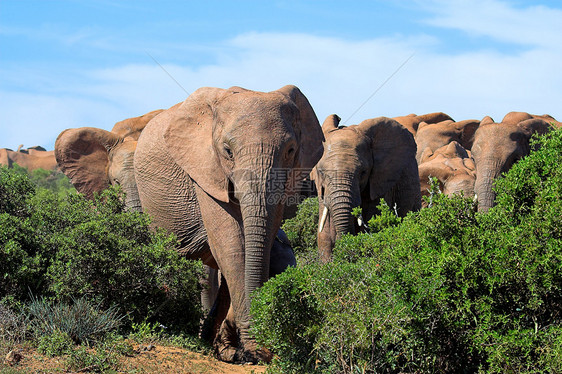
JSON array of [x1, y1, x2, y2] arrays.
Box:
[[418, 141, 476, 206], [54, 109, 163, 211], [313, 114, 421, 263], [0, 146, 58, 172], [133, 85, 323, 363], [414, 118, 480, 163], [472, 117, 552, 212], [393, 112, 453, 136], [502, 111, 561, 128]]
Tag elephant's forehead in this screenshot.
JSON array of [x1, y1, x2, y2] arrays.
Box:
[[326, 129, 363, 148], [476, 123, 515, 138]]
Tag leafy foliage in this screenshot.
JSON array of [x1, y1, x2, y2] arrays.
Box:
[[281, 197, 319, 264], [11, 163, 75, 196], [252, 129, 562, 373], [0, 166, 203, 333]]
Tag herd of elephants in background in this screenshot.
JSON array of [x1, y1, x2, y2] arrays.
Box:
[[2, 85, 561, 363]]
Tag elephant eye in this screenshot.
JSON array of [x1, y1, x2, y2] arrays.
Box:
[[223, 143, 233, 159], [286, 146, 296, 159]]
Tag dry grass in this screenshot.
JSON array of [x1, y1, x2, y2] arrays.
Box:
[[1, 343, 266, 374]]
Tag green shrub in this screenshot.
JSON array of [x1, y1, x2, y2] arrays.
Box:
[[251, 265, 322, 373], [66, 344, 120, 373], [37, 329, 73, 357], [0, 168, 203, 333], [281, 197, 319, 264], [252, 129, 562, 373], [11, 163, 75, 196]]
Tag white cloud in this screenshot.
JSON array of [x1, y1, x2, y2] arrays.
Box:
[[420, 0, 562, 49]]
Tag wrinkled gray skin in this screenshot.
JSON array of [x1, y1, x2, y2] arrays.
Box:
[[314, 115, 421, 263], [134, 85, 323, 363], [472, 117, 552, 212]]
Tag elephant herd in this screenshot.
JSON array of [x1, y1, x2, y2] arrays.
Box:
[[4, 85, 559, 364]]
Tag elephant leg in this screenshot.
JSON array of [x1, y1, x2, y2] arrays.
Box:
[[199, 265, 220, 341], [193, 184, 269, 363]]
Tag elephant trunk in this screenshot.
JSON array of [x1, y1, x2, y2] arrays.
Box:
[[474, 159, 503, 212], [123, 185, 143, 212], [234, 151, 280, 342], [326, 172, 360, 240]]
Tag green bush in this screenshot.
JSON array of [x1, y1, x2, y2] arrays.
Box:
[[37, 329, 73, 357], [0, 167, 203, 334], [281, 197, 319, 264], [252, 129, 562, 373], [11, 163, 75, 196]]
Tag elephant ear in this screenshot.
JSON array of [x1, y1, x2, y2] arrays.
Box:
[[276, 85, 324, 171], [163, 87, 232, 203], [111, 109, 164, 140], [518, 118, 552, 139], [358, 117, 418, 201], [55, 127, 121, 199], [480, 116, 495, 125], [454, 119, 480, 150], [321, 114, 340, 135], [502, 111, 533, 125]]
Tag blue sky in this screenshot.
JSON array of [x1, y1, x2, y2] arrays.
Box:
[[1, 0, 561, 150]]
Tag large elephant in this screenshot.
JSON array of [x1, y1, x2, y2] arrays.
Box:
[[54, 109, 163, 211], [414, 118, 480, 163], [393, 112, 453, 136], [0, 146, 58, 172], [313, 114, 420, 262], [133, 85, 323, 363], [418, 141, 476, 206], [472, 117, 552, 212]]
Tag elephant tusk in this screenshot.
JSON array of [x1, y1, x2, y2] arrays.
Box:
[[357, 215, 364, 227], [473, 194, 478, 202], [319, 206, 328, 233]]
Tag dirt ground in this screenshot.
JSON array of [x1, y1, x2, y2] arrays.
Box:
[[1, 343, 267, 374]]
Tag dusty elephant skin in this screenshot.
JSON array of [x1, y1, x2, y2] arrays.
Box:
[[313, 114, 421, 263], [392, 112, 453, 137], [471, 116, 552, 212], [54, 109, 163, 211], [418, 141, 476, 206], [133, 85, 323, 363], [414, 118, 480, 164]]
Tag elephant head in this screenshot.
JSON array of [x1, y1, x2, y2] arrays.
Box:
[[472, 117, 552, 212], [502, 111, 561, 128], [393, 112, 453, 136], [313, 114, 420, 262], [418, 141, 476, 206], [54, 110, 161, 211], [135, 85, 323, 362], [414, 118, 480, 163]]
